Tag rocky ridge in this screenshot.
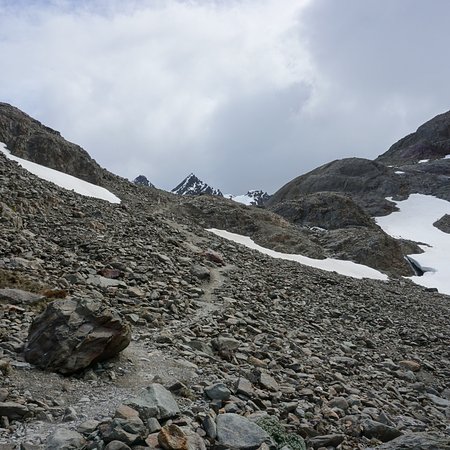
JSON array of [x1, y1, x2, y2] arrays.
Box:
[[172, 173, 223, 197], [0, 139, 450, 449]]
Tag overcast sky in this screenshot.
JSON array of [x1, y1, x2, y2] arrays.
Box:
[[1, 0, 450, 194]]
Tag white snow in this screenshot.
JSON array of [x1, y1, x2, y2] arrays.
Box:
[[207, 228, 388, 281], [0, 142, 120, 204], [418, 159, 429, 163], [231, 194, 254, 206], [395, 171, 405, 174], [376, 194, 450, 295]]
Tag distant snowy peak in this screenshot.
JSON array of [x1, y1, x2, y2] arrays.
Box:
[[229, 190, 271, 206], [172, 173, 223, 197], [133, 175, 155, 188]]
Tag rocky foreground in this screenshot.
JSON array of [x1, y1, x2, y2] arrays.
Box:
[[0, 153, 450, 449]]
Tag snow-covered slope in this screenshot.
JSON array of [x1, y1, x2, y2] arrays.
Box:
[[376, 194, 450, 294], [227, 190, 270, 206], [172, 173, 223, 196], [208, 228, 388, 281], [0, 142, 120, 204]]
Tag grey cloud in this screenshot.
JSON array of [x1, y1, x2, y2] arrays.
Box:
[[0, 0, 449, 194]]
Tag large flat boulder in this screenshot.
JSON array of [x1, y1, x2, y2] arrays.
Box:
[[24, 298, 131, 374]]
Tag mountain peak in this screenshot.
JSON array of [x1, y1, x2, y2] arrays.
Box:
[[171, 173, 223, 197], [133, 175, 155, 188]]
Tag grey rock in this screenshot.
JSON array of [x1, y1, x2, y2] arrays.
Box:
[[0, 288, 44, 305], [45, 428, 86, 450], [190, 265, 210, 280], [216, 413, 269, 449], [361, 418, 402, 442], [368, 432, 450, 449], [308, 434, 345, 449], [86, 275, 126, 288], [126, 383, 180, 420], [0, 401, 30, 420], [205, 383, 231, 401], [24, 298, 131, 374], [104, 442, 132, 450], [426, 393, 450, 407]]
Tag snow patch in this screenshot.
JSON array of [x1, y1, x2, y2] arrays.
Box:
[[0, 142, 120, 204], [418, 159, 429, 163], [376, 194, 450, 295], [395, 171, 405, 174], [207, 228, 388, 281]]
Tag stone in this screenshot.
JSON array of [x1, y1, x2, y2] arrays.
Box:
[[126, 383, 180, 420], [0, 401, 29, 420], [216, 413, 269, 450], [190, 265, 210, 280], [426, 393, 450, 407], [147, 417, 162, 433], [398, 360, 421, 372], [308, 434, 345, 449], [204, 383, 231, 401], [86, 275, 126, 288], [0, 288, 44, 305], [236, 378, 254, 397], [99, 417, 145, 445], [361, 418, 402, 442], [115, 404, 140, 420], [104, 442, 132, 450], [158, 424, 187, 450], [24, 298, 131, 374], [368, 432, 450, 449], [77, 419, 100, 434], [45, 428, 86, 450]]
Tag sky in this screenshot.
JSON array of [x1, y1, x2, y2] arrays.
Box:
[[1, 0, 450, 194]]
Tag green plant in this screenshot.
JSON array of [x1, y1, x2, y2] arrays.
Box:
[[256, 416, 306, 450]]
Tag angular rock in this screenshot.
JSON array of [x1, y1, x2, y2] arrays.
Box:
[[158, 424, 187, 450], [0, 288, 44, 305], [126, 383, 180, 420], [308, 434, 345, 449], [361, 418, 402, 442], [368, 432, 450, 449], [205, 383, 231, 401], [0, 401, 30, 420], [24, 298, 131, 374], [216, 413, 269, 450], [45, 428, 86, 450], [104, 442, 132, 450]]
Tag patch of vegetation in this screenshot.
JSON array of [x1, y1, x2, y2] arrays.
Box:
[[256, 416, 306, 450], [0, 269, 45, 292]]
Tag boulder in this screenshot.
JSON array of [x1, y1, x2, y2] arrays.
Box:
[[45, 428, 86, 450], [367, 432, 450, 449], [216, 413, 269, 450], [24, 298, 131, 374], [126, 383, 180, 420]]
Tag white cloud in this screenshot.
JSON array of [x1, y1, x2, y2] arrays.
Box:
[[0, 0, 449, 193]]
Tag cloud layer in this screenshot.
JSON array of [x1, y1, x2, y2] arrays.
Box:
[[1, 0, 450, 193]]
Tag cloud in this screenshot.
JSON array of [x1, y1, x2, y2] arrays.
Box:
[[0, 0, 449, 194]]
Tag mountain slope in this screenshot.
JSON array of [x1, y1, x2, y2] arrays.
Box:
[[0, 102, 105, 184], [172, 173, 223, 196], [0, 106, 449, 449]]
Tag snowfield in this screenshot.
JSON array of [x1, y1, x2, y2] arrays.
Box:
[[376, 194, 450, 295], [208, 228, 388, 281], [1, 142, 120, 204]]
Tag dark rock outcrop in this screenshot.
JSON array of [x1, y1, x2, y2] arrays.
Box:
[[433, 214, 450, 233], [24, 298, 131, 374], [267, 158, 406, 216], [269, 192, 376, 230], [133, 175, 155, 188], [172, 173, 223, 197], [0, 102, 104, 184], [376, 110, 450, 165]]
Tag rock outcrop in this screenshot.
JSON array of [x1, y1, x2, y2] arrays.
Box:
[[0, 102, 104, 184]]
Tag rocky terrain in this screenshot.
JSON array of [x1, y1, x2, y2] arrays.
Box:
[[0, 106, 449, 449]]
